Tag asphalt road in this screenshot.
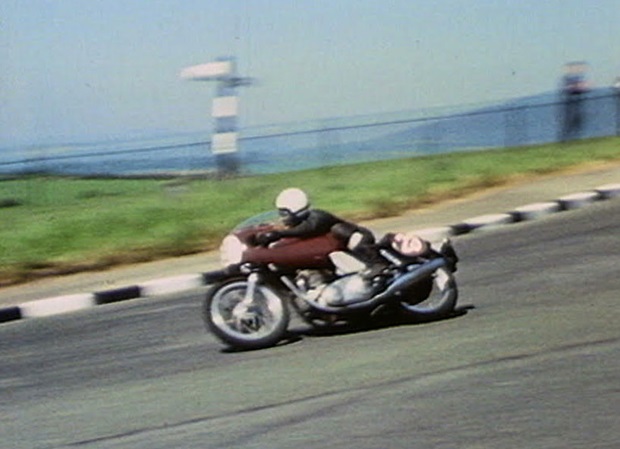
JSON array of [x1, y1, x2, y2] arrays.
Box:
[[1, 200, 619, 449]]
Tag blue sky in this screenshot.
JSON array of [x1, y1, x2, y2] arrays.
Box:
[[2, 0, 619, 146]]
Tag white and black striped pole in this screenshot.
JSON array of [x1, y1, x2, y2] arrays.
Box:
[[180, 57, 252, 175]]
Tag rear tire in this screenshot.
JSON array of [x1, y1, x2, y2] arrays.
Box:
[[203, 279, 290, 350]]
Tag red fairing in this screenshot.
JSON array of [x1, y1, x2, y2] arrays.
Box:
[[242, 233, 345, 269]]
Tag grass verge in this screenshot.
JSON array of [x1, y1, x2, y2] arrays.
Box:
[[1, 137, 619, 286]]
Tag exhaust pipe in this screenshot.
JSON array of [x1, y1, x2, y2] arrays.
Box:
[[371, 257, 446, 302], [283, 257, 447, 314]]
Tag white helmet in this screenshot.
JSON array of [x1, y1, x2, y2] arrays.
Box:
[[276, 188, 310, 221]]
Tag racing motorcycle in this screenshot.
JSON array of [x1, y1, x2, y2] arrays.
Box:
[[202, 211, 459, 350]]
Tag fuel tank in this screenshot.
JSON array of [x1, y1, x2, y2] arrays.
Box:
[[241, 232, 344, 269]]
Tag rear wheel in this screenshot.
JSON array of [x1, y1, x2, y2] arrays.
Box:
[[398, 267, 458, 320], [203, 279, 289, 350]]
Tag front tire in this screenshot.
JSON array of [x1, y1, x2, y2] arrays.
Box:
[[203, 278, 290, 350], [398, 267, 458, 320]]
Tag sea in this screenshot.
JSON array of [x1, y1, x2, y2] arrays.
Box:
[[1, 89, 618, 178]]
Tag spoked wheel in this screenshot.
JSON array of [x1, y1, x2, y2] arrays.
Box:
[[203, 279, 289, 350], [398, 267, 458, 320]]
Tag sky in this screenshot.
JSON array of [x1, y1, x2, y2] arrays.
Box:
[[2, 0, 620, 147]]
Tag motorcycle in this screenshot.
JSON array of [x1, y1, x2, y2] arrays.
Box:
[[202, 211, 459, 350]]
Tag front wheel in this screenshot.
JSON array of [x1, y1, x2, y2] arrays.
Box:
[[203, 278, 290, 350], [398, 267, 458, 320]]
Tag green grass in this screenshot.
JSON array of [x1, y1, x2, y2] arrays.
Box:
[[1, 137, 619, 285]]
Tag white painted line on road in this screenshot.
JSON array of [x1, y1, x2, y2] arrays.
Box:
[[463, 213, 514, 231], [558, 191, 601, 210], [140, 274, 205, 297], [514, 202, 561, 221], [19, 294, 97, 318]]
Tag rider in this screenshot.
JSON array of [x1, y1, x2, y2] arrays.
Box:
[[256, 188, 387, 278]]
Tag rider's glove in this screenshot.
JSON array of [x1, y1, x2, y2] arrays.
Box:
[[256, 231, 281, 247]]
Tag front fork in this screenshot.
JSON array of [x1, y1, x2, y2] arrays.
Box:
[[232, 273, 261, 329]]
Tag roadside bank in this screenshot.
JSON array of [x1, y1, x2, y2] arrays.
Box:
[[1, 161, 619, 312]]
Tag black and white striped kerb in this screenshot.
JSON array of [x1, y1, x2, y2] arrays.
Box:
[[0, 274, 208, 324], [1, 183, 619, 325], [417, 184, 620, 241]]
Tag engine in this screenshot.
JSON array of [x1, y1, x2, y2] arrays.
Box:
[[295, 269, 376, 306]]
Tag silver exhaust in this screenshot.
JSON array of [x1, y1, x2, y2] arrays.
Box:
[[282, 257, 447, 314]]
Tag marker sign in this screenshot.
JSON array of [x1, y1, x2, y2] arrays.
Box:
[[180, 60, 232, 80]]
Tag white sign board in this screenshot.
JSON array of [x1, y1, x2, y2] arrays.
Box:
[[180, 60, 232, 80], [212, 96, 239, 118], [211, 132, 238, 154]]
